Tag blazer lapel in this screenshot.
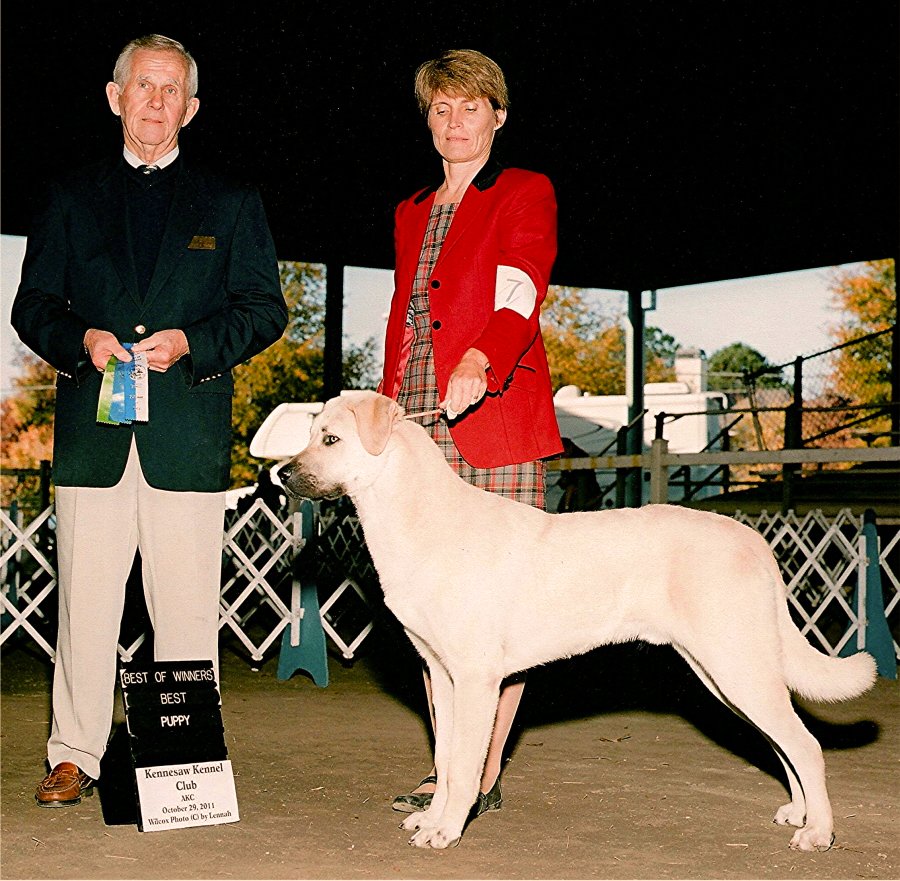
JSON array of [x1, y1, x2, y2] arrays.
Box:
[[142, 169, 209, 310], [433, 161, 502, 267], [91, 163, 142, 307]]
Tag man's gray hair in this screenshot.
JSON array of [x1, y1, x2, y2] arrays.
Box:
[[113, 34, 198, 98]]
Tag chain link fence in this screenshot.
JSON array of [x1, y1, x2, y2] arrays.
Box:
[[698, 328, 895, 491]]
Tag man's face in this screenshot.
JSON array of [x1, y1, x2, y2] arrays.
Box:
[[105, 48, 199, 157]]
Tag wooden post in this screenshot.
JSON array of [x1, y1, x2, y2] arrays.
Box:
[[649, 438, 669, 504], [615, 426, 628, 509]]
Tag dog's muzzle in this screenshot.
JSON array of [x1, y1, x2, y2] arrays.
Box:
[[277, 460, 344, 501], [277, 462, 297, 493], [277, 461, 309, 499]]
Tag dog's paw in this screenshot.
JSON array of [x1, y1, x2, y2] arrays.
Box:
[[789, 825, 835, 852], [408, 826, 462, 849], [400, 812, 426, 832], [773, 801, 806, 827]]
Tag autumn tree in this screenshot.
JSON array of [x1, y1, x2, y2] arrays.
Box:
[[703, 342, 790, 453], [645, 327, 680, 382], [229, 261, 379, 486], [0, 352, 57, 511], [798, 259, 897, 448], [825, 259, 895, 406], [541, 285, 677, 394], [707, 343, 786, 397]]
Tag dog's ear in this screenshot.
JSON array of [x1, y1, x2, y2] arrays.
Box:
[[350, 394, 403, 456]]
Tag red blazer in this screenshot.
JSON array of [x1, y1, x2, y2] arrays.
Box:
[[380, 162, 564, 468]]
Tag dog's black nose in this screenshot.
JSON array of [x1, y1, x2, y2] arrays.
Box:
[[277, 463, 292, 485]]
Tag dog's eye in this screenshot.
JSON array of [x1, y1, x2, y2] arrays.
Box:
[[322, 434, 340, 446]]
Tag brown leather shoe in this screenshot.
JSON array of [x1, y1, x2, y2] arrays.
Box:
[[35, 762, 94, 808]]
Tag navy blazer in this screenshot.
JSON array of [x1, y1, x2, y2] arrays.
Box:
[[12, 156, 288, 492]]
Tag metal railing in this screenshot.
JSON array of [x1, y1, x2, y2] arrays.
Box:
[[550, 404, 899, 511]]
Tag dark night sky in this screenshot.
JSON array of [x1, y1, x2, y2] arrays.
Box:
[[2, 1, 897, 290]]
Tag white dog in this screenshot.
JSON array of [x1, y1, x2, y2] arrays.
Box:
[[278, 391, 876, 851]]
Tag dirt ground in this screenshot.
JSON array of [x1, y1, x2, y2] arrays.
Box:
[[1, 623, 897, 881]]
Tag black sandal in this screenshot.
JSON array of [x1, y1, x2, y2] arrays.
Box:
[[469, 777, 502, 820], [391, 774, 437, 813]]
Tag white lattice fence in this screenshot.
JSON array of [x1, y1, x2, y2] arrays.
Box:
[[220, 498, 299, 661], [312, 500, 377, 660], [1, 498, 376, 666], [0, 506, 57, 657], [875, 525, 900, 657], [219, 498, 376, 662], [733, 509, 867, 655], [3, 503, 896, 665]]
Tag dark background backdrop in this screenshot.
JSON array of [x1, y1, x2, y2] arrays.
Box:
[[2, 1, 897, 290]]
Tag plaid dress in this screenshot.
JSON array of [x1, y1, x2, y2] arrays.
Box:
[[397, 202, 545, 510]]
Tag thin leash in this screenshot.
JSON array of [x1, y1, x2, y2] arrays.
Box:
[[403, 407, 443, 420]]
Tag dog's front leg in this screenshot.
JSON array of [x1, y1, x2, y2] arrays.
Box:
[[407, 674, 500, 849], [401, 660, 454, 834]]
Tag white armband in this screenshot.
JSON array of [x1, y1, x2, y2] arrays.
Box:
[[494, 265, 537, 319]]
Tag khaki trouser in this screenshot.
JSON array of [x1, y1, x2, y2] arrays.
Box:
[[48, 439, 225, 779]]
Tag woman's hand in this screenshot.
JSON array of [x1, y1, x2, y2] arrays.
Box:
[[441, 348, 489, 419]]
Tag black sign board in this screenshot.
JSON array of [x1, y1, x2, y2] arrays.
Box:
[[99, 660, 238, 831]]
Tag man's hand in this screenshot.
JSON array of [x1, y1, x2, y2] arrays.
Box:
[[84, 328, 131, 371], [131, 329, 190, 372], [440, 348, 490, 419]]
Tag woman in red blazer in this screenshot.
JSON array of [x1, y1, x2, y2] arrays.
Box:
[[381, 49, 563, 819]]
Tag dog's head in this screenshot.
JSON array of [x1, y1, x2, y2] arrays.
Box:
[[278, 391, 404, 501]]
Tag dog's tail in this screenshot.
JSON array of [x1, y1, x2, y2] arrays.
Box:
[[776, 573, 877, 702]]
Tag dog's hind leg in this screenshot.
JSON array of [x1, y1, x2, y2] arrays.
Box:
[[674, 647, 806, 828], [731, 695, 831, 851], [406, 671, 502, 849], [674, 645, 833, 852]]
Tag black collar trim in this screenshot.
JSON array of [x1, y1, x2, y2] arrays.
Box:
[[413, 159, 504, 204]]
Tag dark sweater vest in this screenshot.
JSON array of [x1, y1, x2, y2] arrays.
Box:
[[124, 159, 179, 299]]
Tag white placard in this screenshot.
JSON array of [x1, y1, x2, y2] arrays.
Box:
[[134, 760, 239, 832]]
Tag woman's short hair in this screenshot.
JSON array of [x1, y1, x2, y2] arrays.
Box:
[[414, 49, 508, 116], [113, 34, 198, 98]]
